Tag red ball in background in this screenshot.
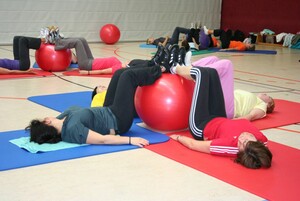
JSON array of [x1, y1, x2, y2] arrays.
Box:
[[100, 24, 121, 44], [134, 74, 195, 131], [35, 43, 72, 72]]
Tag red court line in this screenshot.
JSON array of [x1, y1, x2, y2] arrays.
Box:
[[235, 69, 300, 83], [0, 97, 27, 100], [275, 127, 300, 134]]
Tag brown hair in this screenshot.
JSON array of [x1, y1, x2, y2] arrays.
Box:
[[235, 141, 272, 169], [267, 97, 275, 113]]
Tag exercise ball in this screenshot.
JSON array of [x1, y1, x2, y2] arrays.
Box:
[[135, 74, 195, 131], [99, 24, 120, 44], [35, 43, 72, 72]]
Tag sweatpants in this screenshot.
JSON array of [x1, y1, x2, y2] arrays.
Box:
[[188, 67, 226, 140], [104, 65, 162, 133], [192, 56, 234, 119], [55, 37, 94, 70]]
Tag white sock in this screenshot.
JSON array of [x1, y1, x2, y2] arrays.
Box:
[[203, 26, 209, 35]]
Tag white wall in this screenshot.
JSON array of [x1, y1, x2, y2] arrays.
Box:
[[0, 0, 222, 45]]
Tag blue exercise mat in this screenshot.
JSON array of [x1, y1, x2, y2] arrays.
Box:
[[33, 62, 79, 69], [210, 48, 277, 54], [139, 44, 157, 48], [28, 91, 92, 112], [0, 125, 169, 171]]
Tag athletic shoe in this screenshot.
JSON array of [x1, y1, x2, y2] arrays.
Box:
[[177, 47, 186, 66], [151, 45, 164, 65], [169, 44, 179, 67]]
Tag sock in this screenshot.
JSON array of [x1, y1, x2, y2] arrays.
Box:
[[203, 26, 209, 35]]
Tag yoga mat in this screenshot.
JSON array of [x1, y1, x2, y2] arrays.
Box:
[[253, 99, 300, 130], [33, 62, 79, 69], [63, 69, 113, 78], [0, 124, 169, 171], [139, 44, 157, 48], [28, 91, 92, 112], [211, 48, 277, 55], [191, 49, 216, 56], [0, 69, 53, 79], [147, 131, 299, 201]]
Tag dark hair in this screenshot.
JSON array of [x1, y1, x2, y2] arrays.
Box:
[[235, 141, 272, 169], [247, 44, 256, 51], [181, 39, 190, 51], [92, 86, 98, 100], [267, 97, 275, 113], [25, 119, 61, 144]]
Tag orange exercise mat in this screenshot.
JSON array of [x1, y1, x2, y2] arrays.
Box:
[[0, 69, 53, 79], [63, 69, 113, 78]]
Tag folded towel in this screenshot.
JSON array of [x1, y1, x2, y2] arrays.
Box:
[[10, 137, 87, 153]]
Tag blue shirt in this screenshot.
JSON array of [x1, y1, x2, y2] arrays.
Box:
[[56, 106, 118, 144]]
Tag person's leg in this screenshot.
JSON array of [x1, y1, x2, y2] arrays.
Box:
[[77, 37, 94, 59], [213, 29, 230, 49], [169, 27, 191, 45], [192, 56, 220, 67], [13, 36, 21, 60], [202, 59, 234, 118], [108, 66, 162, 133], [127, 59, 152, 68], [188, 67, 226, 140], [55, 38, 93, 70], [198, 29, 211, 50], [18, 37, 42, 70]]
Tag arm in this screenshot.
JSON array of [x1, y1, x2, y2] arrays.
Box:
[[80, 68, 113, 75], [235, 108, 266, 121], [0, 67, 35, 75], [170, 135, 211, 154], [86, 130, 149, 147], [161, 36, 169, 47]]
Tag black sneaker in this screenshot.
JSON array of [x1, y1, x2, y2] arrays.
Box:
[[178, 47, 186, 66], [169, 44, 179, 67]]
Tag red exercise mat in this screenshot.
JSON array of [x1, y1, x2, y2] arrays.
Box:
[[147, 131, 299, 201], [253, 99, 300, 130], [63, 70, 113, 78], [0, 69, 53, 79]]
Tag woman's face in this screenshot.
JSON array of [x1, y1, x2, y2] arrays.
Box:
[[258, 93, 272, 104], [238, 132, 257, 151]]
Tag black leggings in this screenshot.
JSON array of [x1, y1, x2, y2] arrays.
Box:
[[188, 67, 227, 140], [13, 36, 42, 70], [169, 27, 191, 45], [104, 65, 162, 133], [213, 29, 233, 49]]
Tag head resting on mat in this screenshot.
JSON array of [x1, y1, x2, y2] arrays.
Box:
[[258, 93, 275, 113], [245, 43, 255, 51], [26, 118, 62, 144], [146, 37, 155, 45], [236, 132, 272, 169], [181, 39, 190, 52]]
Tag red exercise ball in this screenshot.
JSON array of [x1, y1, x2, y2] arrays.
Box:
[[99, 24, 120, 44], [35, 43, 72, 72], [134, 74, 195, 131]]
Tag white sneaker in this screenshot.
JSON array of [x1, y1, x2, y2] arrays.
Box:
[[203, 26, 209, 35]]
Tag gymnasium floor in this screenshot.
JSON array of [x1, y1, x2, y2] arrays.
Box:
[[0, 42, 299, 201]]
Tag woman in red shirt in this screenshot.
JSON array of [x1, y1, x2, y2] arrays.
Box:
[[170, 66, 272, 169]]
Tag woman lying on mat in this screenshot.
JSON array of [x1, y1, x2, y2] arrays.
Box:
[[191, 56, 275, 121], [203, 26, 255, 51], [26, 65, 163, 146], [169, 65, 272, 169]]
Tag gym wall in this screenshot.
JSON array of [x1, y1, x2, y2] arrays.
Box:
[[221, 0, 300, 36], [0, 0, 222, 45]]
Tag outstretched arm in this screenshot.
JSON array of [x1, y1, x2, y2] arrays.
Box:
[[0, 67, 35, 75], [161, 36, 169, 47], [79, 68, 113, 75], [234, 108, 266, 121], [170, 135, 211, 153], [86, 129, 149, 147]]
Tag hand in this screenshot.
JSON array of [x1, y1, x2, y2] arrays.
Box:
[[130, 137, 149, 147]]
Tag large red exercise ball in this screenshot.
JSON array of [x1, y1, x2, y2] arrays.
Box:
[[99, 24, 121, 44], [35, 43, 72, 72], [135, 74, 195, 131]]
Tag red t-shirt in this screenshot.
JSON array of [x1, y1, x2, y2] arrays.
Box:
[[92, 56, 122, 73], [204, 117, 268, 157]]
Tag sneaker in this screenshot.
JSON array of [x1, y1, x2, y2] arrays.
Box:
[[203, 26, 209, 35], [177, 47, 186, 66], [169, 44, 179, 67]]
